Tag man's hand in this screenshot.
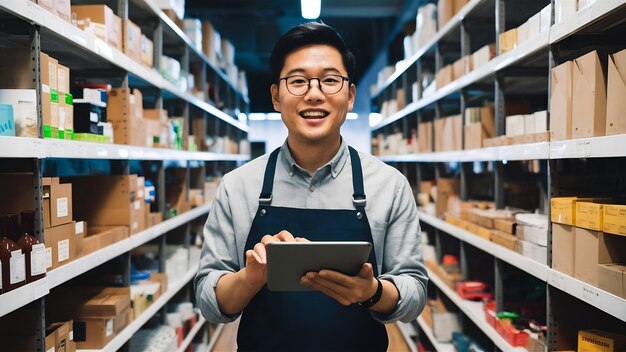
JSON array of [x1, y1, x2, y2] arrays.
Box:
[[300, 263, 378, 306], [244, 230, 309, 289]]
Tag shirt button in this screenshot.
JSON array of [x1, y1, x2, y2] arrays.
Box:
[[289, 172, 294, 177]]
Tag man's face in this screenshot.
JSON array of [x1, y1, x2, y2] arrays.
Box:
[[271, 44, 355, 146]]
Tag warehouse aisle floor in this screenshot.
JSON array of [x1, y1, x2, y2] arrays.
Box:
[[211, 319, 411, 351]]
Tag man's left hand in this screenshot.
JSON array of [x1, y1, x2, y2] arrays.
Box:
[[300, 263, 377, 306]]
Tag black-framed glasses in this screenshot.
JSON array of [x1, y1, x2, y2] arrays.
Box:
[[279, 74, 349, 96]]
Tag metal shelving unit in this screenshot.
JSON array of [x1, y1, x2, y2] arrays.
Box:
[[0, 0, 250, 350], [416, 317, 456, 352], [371, 0, 626, 349]]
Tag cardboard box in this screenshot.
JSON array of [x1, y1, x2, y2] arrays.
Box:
[[578, 330, 626, 352], [551, 197, 577, 225], [140, 34, 154, 68], [606, 49, 626, 135], [499, 28, 517, 55], [505, 114, 526, 137], [552, 224, 575, 275], [202, 21, 221, 66], [47, 320, 74, 352], [576, 202, 604, 231], [604, 204, 626, 237], [418, 121, 433, 152], [435, 115, 462, 152], [65, 175, 145, 235], [57, 64, 70, 94], [534, 110, 548, 132], [107, 88, 145, 146], [598, 264, 626, 299], [438, 0, 455, 29], [0, 47, 36, 89], [74, 221, 85, 257], [481, 105, 496, 137], [44, 221, 76, 270], [550, 61, 574, 141], [82, 226, 129, 256], [436, 65, 453, 89], [472, 44, 495, 71], [490, 230, 517, 250], [516, 21, 529, 46], [436, 178, 459, 217], [55, 0, 71, 22], [123, 19, 142, 63], [494, 218, 516, 234], [555, 0, 577, 25], [43, 177, 73, 228], [71, 5, 122, 51], [73, 306, 130, 349], [575, 230, 626, 286], [463, 123, 484, 150], [516, 239, 547, 265], [572, 51, 606, 139], [452, 56, 470, 81]]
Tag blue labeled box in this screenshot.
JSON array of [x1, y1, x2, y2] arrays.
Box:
[[0, 104, 15, 136]]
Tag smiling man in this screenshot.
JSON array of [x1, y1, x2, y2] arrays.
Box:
[[194, 22, 428, 352]]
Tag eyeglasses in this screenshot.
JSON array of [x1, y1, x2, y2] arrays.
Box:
[[279, 74, 349, 96]]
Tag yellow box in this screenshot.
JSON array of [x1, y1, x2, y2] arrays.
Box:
[[576, 202, 604, 231], [551, 197, 577, 225], [604, 204, 626, 237], [578, 330, 626, 352]]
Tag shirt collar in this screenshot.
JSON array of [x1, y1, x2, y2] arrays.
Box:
[[280, 138, 349, 179]]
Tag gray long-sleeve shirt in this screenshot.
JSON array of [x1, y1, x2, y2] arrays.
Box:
[[194, 139, 428, 324]]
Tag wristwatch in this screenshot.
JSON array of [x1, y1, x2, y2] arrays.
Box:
[[358, 277, 383, 308]]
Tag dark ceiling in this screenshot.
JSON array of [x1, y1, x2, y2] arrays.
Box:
[[185, 0, 414, 111]]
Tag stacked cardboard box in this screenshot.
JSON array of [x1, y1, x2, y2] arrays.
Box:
[[72, 5, 123, 52], [463, 105, 495, 150], [434, 115, 462, 152]]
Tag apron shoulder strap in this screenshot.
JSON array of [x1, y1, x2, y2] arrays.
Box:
[[259, 147, 281, 204], [348, 146, 366, 209]]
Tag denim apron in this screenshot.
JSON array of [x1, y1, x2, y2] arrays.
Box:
[[237, 146, 388, 351]]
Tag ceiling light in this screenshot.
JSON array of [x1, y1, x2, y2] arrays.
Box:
[[301, 0, 321, 19]]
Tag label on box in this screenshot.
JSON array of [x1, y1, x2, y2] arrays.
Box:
[[57, 197, 68, 217], [69, 330, 73, 341], [31, 243, 47, 276], [57, 239, 69, 262], [58, 107, 65, 131], [10, 249, 26, 284], [134, 200, 140, 210], [105, 319, 113, 337], [75, 221, 84, 235], [42, 84, 50, 94], [45, 247, 52, 269], [130, 94, 135, 104], [90, 111, 98, 123]]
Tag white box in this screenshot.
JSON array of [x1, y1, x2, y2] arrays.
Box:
[[506, 114, 526, 136], [534, 110, 548, 132], [556, 0, 578, 24], [540, 4, 552, 32], [524, 114, 536, 134], [517, 21, 530, 46]]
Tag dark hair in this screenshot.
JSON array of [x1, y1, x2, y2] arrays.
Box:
[[269, 21, 355, 83]]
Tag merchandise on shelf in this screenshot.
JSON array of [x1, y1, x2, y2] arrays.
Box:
[[16, 210, 46, 283], [202, 21, 222, 67], [499, 28, 518, 55], [575, 229, 626, 287], [464, 105, 495, 150], [435, 64, 453, 90], [123, 19, 143, 64], [0, 104, 15, 136], [471, 44, 496, 72], [72, 5, 123, 51], [140, 34, 154, 68], [578, 329, 626, 352], [606, 48, 626, 136], [598, 263, 626, 299], [550, 60, 574, 141], [555, 0, 577, 25], [46, 320, 76, 352], [153, 0, 185, 24], [423, 295, 462, 343], [414, 4, 437, 53], [0, 89, 37, 138], [572, 51, 606, 139], [603, 204, 626, 236], [129, 325, 178, 352], [552, 223, 575, 275], [183, 19, 203, 51], [434, 115, 462, 152]]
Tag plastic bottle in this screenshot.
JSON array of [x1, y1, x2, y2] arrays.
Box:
[[16, 211, 46, 283], [0, 213, 26, 293]]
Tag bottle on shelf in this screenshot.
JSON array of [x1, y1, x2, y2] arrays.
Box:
[[0, 213, 27, 293], [16, 210, 46, 283]]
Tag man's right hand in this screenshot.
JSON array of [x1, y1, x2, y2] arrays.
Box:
[[244, 230, 309, 289]]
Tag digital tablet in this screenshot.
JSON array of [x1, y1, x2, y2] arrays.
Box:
[[265, 241, 372, 291]]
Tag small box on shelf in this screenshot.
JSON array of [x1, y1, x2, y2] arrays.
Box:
[[71, 5, 123, 51], [572, 50, 606, 139], [550, 60, 574, 141], [552, 223, 575, 276], [606, 48, 626, 136], [603, 204, 626, 237]]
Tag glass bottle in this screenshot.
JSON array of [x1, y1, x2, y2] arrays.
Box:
[[0, 213, 26, 293], [17, 211, 46, 283]]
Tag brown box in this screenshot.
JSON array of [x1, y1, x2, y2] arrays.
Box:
[[604, 204, 626, 237], [150, 272, 168, 295], [464, 123, 484, 150], [0, 47, 36, 89], [480, 105, 496, 138], [551, 197, 577, 225], [435, 115, 462, 152], [574, 229, 626, 286], [55, 0, 71, 22], [43, 177, 73, 228], [58, 92, 73, 131], [436, 178, 459, 217], [107, 88, 145, 146], [438, 0, 455, 28], [494, 218, 516, 234], [41, 52, 58, 90], [72, 305, 130, 349], [550, 61, 574, 141], [418, 121, 433, 153], [202, 21, 221, 66], [71, 5, 122, 51], [552, 223, 575, 276], [575, 202, 604, 231], [192, 118, 208, 151], [499, 28, 518, 54], [123, 19, 142, 63], [490, 229, 517, 250], [436, 65, 453, 89], [578, 330, 626, 352], [47, 320, 73, 352], [472, 44, 496, 71], [74, 221, 85, 257], [452, 56, 470, 81], [572, 51, 606, 139], [140, 34, 154, 68], [598, 263, 626, 299], [454, 0, 468, 12], [44, 221, 76, 270], [57, 64, 70, 94], [606, 49, 626, 135], [82, 226, 129, 256], [65, 175, 145, 235]]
